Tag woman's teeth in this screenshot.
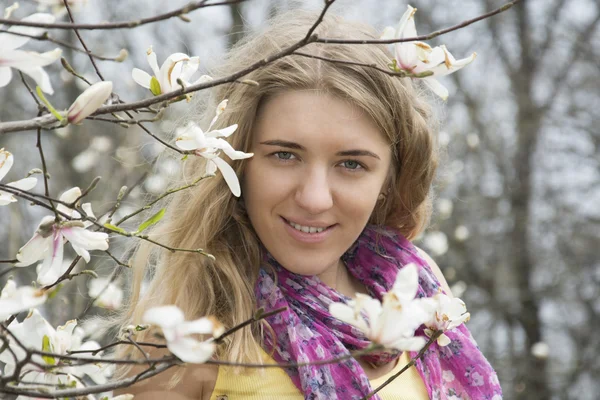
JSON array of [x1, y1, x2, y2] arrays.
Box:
[[288, 220, 325, 233]]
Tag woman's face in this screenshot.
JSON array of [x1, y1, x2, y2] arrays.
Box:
[[243, 90, 392, 277]]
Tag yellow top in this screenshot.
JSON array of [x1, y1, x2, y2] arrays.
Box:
[[210, 349, 429, 400]]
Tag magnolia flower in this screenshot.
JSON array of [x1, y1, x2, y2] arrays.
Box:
[[0, 12, 62, 94], [132, 46, 212, 95], [143, 305, 223, 363], [0, 310, 108, 386], [88, 277, 123, 310], [0, 149, 38, 206], [381, 5, 476, 100], [0, 280, 47, 321], [424, 292, 471, 346], [175, 100, 253, 197], [330, 263, 435, 351], [67, 81, 113, 124], [16, 187, 109, 285]]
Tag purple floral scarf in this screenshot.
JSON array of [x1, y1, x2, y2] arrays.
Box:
[[255, 225, 503, 400]]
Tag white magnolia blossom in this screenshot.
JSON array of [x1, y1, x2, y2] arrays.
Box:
[[88, 277, 123, 310], [381, 5, 476, 100], [0, 149, 38, 206], [67, 81, 113, 124], [0, 279, 47, 321], [0, 310, 108, 388], [0, 11, 62, 94], [424, 292, 471, 346], [330, 263, 436, 352], [132, 46, 212, 95], [175, 100, 254, 197], [143, 305, 224, 363], [16, 187, 109, 285]]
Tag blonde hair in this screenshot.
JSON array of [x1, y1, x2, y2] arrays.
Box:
[[115, 9, 438, 370]]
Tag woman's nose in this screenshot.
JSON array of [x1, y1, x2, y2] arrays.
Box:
[[294, 168, 334, 215]]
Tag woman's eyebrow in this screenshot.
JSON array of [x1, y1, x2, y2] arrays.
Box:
[[337, 149, 380, 159], [259, 140, 380, 159], [259, 140, 305, 150]]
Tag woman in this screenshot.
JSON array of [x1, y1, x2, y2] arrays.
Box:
[[117, 9, 502, 400]]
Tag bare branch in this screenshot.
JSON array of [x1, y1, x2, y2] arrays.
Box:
[[0, 0, 247, 30]]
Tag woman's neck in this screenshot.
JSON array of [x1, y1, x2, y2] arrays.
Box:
[[317, 258, 367, 298]]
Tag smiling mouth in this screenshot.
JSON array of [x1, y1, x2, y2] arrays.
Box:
[[282, 217, 334, 234]]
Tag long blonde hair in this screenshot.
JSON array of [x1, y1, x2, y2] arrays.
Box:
[[116, 9, 438, 367]]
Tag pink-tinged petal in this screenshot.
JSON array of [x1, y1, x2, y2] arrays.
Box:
[[423, 77, 449, 101], [61, 226, 109, 254], [0, 66, 13, 88], [0, 13, 56, 51], [36, 230, 64, 285], [67, 81, 113, 124], [3, 48, 62, 68], [16, 228, 53, 267], [132, 68, 152, 89], [168, 337, 215, 364], [143, 305, 185, 329], [0, 149, 14, 181], [212, 156, 241, 197], [7, 176, 37, 191], [18, 66, 54, 94], [206, 124, 238, 138]]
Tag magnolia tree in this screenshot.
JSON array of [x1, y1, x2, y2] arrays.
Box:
[[0, 0, 520, 398]]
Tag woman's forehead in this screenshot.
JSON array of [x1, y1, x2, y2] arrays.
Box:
[[253, 91, 390, 151]]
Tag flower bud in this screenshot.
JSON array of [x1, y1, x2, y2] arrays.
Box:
[[67, 81, 113, 124]]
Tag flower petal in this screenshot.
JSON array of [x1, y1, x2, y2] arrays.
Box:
[[168, 337, 215, 364], [132, 68, 152, 89], [391, 263, 419, 302], [423, 77, 449, 101], [206, 124, 238, 138], [0, 149, 14, 181], [7, 176, 37, 191], [143, 305, 185, 329], [0, 13, 56, 51], [179, 317, 214, 336], [16, 229, 52, 267], [4, 48, 62, 68], [18, 66, 54, 94], [212, 156, 241, 197], [0, 66, 13, 88]]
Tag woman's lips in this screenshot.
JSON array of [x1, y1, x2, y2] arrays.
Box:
[[281, 217, 336, 244]]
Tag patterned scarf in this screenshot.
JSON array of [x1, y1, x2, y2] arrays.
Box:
[[255, 225, 503, 400]]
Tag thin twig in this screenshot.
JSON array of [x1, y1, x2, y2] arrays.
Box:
[[0, 29, 124, 61], [36, 126, 59, 220], [62, 0, 105, 81], [0, 0, 247, 30]]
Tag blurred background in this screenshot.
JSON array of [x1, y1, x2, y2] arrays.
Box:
[[0, 0, 599, 399]]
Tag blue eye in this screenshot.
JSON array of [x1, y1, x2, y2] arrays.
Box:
[[275, 152, 295, 160], [342, 160, 363, 170]]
